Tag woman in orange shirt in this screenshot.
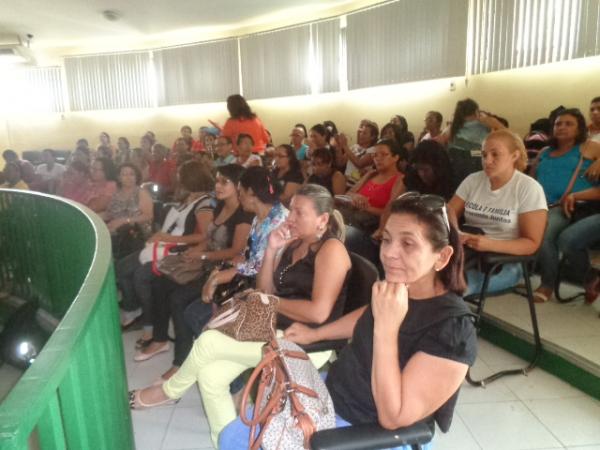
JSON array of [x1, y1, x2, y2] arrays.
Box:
[[221, 94, 269, 155]]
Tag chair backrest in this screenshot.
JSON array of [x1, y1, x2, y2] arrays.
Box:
[[448, 137, 483, 189], [344, 252, 379, 314]]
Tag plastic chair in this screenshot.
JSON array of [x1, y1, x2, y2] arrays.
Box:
[[464, 251, 542, 386], [311, 420, 434, 450]]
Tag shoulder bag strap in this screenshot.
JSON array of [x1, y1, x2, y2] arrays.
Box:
[[560, 154, 584, 203]]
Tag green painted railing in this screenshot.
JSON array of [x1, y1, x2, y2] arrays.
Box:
[[0, 189, 134, 450]]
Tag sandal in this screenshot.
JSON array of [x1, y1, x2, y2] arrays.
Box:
[[129, 389, 178, 410], [533, 291, 551, 303]]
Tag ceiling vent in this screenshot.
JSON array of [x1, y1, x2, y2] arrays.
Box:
[[0, 34, 36, 66]]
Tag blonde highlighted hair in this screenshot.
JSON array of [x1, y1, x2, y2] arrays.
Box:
[[483, 129, 528, 172]]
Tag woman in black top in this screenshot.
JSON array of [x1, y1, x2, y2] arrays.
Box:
[[134, 165, 253, 380], [218, 193, 477, 449], [306, 147, 347, 196], [272, 144, 304, 206]]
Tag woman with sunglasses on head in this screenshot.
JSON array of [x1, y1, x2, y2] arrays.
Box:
[[448, 129, 547, 296], [219, 192, 477, 449]]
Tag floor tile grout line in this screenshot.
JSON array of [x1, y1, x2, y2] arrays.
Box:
[[454, 410, 483, 450], [520, 398, 572, 449]]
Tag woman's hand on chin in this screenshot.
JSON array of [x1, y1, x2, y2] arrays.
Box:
[[372, 281, 408, 334], [284, 322, 318, 345], [267, 222, 296, 251]]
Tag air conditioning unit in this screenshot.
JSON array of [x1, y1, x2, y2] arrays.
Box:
[[0, 35, 36, 66]]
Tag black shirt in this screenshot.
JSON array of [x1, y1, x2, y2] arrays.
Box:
[[326, 292, 477, 433], [273, 236, 349, 329], [209, 202, 254, 249], [272, 168, 304, 192]]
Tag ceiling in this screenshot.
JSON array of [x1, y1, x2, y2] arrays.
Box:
[[0, 0, 371, 55]]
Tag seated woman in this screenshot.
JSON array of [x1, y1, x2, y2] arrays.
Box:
[[102, 163, 154, 259], [196, 166, 289, 307], [1, 162, 29, 190], [448, 129, 547, 296], [130, 184, 352, 448], [306, 147, 347, 196], [116, 161, 214, 337], [135, 165, 253, 382], [58, 160, 91, 203], [448, 98, 506, 150], [404, 140, 454, 201], [389, 115, 415, 152], [531, 108, 600, 302], [220, 192, 478, 449], [86, 157, 118, 214], [236, 134, 262, 168], [272, 144, 304, 207]]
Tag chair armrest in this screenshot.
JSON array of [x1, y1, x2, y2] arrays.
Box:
[[479, 252, 536, 265], [300, 339, 347, 354], [310, 420, 434, 450]]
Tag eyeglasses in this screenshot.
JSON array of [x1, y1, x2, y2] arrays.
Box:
[[394, 191, 450, 233]]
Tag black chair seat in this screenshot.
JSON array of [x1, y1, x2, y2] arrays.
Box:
[[311, 420, 434, 450]]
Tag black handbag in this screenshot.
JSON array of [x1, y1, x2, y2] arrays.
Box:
[[112, 223, 146, 260], [212, 273, 255, 305]]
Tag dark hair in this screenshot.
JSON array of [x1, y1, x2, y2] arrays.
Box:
[[393, 115, 409, 133], [323, 120, 338, 136], [141, 134, 154, 147], [310, 124, 330, 141], [528, 118, 552, 135], [549, 108, 588, 146], [117, 162, 143, 186], [405, 141, 453, 200], [181, 125, 192, 133], [376, 138, 408, 164], [93, 157, 117, 181], [239, 166, 281, 204], [227, 94, 256, 119], [178, 160, 215, 193], [100, 131, 110, 141], [311, 147, 333, 166], [118, 137, 130, 148], [218, 135, 233, 145], [294, 123, 307, 137], [450, 98, 479, 141], [42, 148, 55, 157], [237, 133, 254, 146], [295, 184, 344, 241], [76, 138, 89, 147], [363, 122, 379, 146], [427, 111, 443, 126], [389, 197, 466, 294], [2, 149, 18, 161], [277, 144, 301, 174], [592, 96, 600, 104], [217, 164, 245, 185]]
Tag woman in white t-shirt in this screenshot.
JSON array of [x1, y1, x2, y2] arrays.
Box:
[[448, 129, 548, 295]]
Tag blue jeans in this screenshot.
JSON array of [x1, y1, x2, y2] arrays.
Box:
[[465, 263, 523, 297], [218, 407, 433, 450], [557, 213, 600, 278]]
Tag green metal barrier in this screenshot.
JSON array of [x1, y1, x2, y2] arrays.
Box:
[[0, 190, 134, 450]]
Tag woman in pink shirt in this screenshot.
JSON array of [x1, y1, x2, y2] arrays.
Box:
[[221, 94, 269, 155]]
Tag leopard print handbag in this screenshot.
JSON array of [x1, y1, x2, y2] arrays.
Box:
[[206, 290, 279, 342]]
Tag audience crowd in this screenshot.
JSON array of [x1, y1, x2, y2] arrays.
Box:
[[4, 92, 600, 449]]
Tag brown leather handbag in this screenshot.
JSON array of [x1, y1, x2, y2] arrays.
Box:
[[239, 338, 336, 450]]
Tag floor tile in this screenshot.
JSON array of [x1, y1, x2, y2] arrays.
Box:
[[435, 414, 481, 450], [525, 397, 600, 447], [131, 405, 175, 450], [458, 401, 562, 449], [493, 365, 585, 401], [458, 359, 518, 404], [162, 406, 212, 449]]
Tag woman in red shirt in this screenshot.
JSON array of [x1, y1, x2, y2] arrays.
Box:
[[221, 94, 269, 155]]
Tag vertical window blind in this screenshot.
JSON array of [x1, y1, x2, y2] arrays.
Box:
[[310, 19, 342, 94], [0, 66, 65, 113], [64, 52, 153, 111], [240, 25, 311, 99], [468, 0, 599, 74], [153, 39, 240, 106], [346, 0, 469, 90]]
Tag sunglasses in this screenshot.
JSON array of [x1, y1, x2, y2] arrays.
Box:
[[394, 191, 450, 233]]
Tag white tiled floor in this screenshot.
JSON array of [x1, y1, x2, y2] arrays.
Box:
[[125, 330, 600, 450]]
